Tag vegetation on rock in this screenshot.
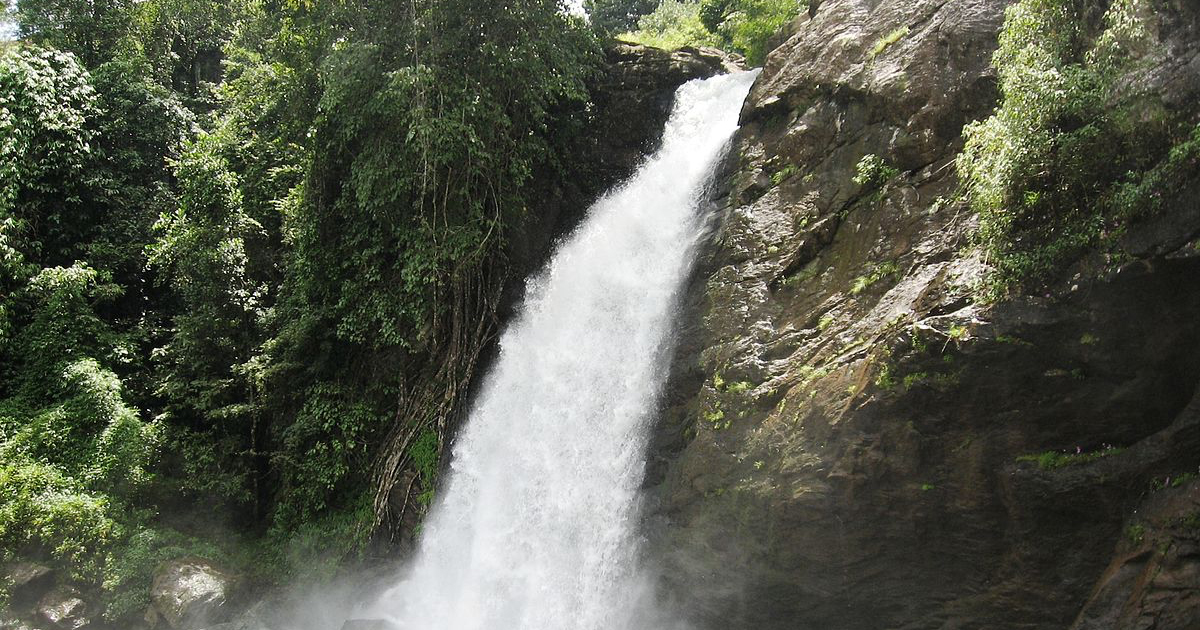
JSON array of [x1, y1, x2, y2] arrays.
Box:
[[616, 0, 804, 65], [958, 0, 1200, 293], [1, 0, 601, 622]]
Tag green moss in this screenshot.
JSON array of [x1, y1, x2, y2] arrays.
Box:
[[1151, 471, 1198, 491], [771, 163, 801, 186], [782, 261, 822, 287], [869, 25, 909, 59], [875, 363, 896, 390], [901, 372, 928, 390], [840, 336, 869, 354], [901, 370, 960, 390], [1017, 445, 1124, 470], [850, 261, 900, 295], [1125, 523, 1146, 545], [799, 364, 832, 384], [726, 381, 753, 394]]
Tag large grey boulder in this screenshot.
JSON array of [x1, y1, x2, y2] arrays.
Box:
[[5, 562, 53, 605], [37, 586, 90, 630], [150, 558, 237, 629]]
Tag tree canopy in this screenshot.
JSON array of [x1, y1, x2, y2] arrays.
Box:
[[0, 0, 602, 620]]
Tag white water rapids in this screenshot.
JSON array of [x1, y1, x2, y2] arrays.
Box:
[[363, 70, 759, 630]]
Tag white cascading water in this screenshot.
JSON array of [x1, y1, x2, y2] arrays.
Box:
[[364, 70, 759, 630]]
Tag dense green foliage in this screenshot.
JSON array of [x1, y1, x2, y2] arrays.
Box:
[[698, 0, 800, 64], [585, 0, 660, 33], [620, 0, 802, 65], [1, 0, 601, 621], [959, 0, 1200, 292], [621, 0, 720, 50]]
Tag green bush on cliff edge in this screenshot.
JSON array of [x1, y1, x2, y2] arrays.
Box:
[[618, 0, 805, 66], [958, 0, 1200, 294]]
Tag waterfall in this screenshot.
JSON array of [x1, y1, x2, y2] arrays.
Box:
[[364, 70, 759, 630]]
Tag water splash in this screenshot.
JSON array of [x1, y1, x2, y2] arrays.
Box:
[[365, 70, 758, 630]]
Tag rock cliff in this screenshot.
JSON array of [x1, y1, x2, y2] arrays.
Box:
[[646, 1, 1200, 628]]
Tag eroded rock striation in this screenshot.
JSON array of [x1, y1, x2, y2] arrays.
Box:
[[647, 0, 1200, 628]]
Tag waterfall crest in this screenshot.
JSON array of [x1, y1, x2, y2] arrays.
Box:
[[366, 69, 759, 630]]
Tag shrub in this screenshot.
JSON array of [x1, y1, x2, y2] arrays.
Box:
[[271, 383, 385, 534], [2, 358, 157, 497], [266, 493, 373, 582], [620, 0, 721, 50], [585, 0, 661, 34], [853, 154, 899, 189], [698, 0, 803, 65], [957, 0, 1195, 293], [720, 0, 801, 64], [0, 457, 117, 581]]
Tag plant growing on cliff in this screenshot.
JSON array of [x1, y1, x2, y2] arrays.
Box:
[[869, 25, 909, 59], [958, 0, 1200, 293], [849, 260, 898, 295], [1016, 445, 1124, 470], [771, 162, 801, 185], [698, 0, 803, 65], [621, 0, 721, 50], [852, 154, 899, 190]]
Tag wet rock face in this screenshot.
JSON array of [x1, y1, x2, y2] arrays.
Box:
[[647, 0, 1200, 628], [151, 558, 237, 630], [1071, 482, 1200, 630]]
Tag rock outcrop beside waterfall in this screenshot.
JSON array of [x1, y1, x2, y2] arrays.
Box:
[[647, 1, 1200, 629]]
